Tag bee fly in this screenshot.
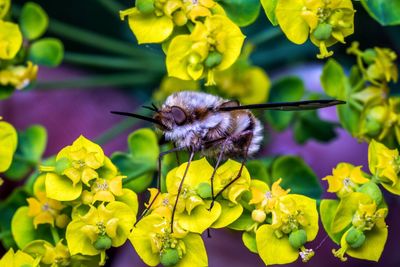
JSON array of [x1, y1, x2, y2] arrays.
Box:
[[111, 91, 345, 232]]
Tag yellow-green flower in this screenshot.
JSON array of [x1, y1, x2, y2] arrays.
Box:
[[26, 191, 68, 229], [275, 0, 355, 59], [120, 0, 223, 44], [130, 213, 208, 267], [153, 76, 199, 102], [41, 135, 108, 201], [66, 202, 135, 256], [0, 20, 22, 60], [166, 15, 245, 85], [368, 139, 400, 194], [23, 240, 70, 266], [0, 118, 17, 173], [0, 0, 10, 19], [82, 176, 124, 203], [215, 64, 270, 105], [323, 163, 369, 198], [0, 248, 38, 267], [249, 179, 289, 213], [256, 194, 318, 265], [328, 193, 388, 262], [0, 61, 39, 90]]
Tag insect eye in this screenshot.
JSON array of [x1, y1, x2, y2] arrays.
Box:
[[171, 106, 187, 126]]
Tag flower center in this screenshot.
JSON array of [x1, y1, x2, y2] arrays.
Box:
[[96, 180, 109, 191], [97, 221, 106, 234], [41, 202, 50, 211], [265, 191, 273, 199]]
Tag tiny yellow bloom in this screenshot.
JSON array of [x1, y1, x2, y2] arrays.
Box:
[[249, 178, 289, 212], [23, 240, 70, 266], [323, 163, 369, 197], [26, 191, 66, 229], [0, 248, 37, 267], [0, 20, 22, 60], [89, 176, 125, 203], [0, 61, 39, 90]]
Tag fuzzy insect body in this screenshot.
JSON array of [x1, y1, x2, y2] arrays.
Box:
[[155, 91, 263, 158]]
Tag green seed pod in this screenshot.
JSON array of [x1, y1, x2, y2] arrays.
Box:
[[136, 0, 155, 15], [204, 51, 223, 68], [312, 23, 333, 41], [196, 182, 212, 199], [362, 49, 377, 65], [55, 157, 71, 174], [357, 181, 383, 205], [160, 248, 180, 267], [288, 229, 307, 249], [345, 227, 366, 248], [93, 235, 112, 250]]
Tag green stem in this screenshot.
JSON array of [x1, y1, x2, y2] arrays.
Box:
[[47, 17, 159, 59], [97, 0, 124, 15], [50, 227, 60, 244], [35, 73, 160, 90], [13, 154, 38, 166], [63, 52, 165, 72], [250, 27, 283, 46], [0, 230, 11, 240]]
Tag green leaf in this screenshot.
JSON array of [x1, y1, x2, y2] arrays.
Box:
[[0, 188, 29, 249], [260, 0, 279, 26], [337, 101, 360, 136], [242, 231, 258, 253], [0, 85, 14, 100], [219, 0, 260, 27], [246, 159, 272, 185], [320, 199, 342, 244], [321, 59, 346, 98], [128, 128, 159, 163], [265, 77, 305, 131], [271, 156, 322, 199], [293, 110, 337, 144], [122, 172, 153, 193], [28, 38, 64, 67], [111, 153, 155, 182], [20, 2, 49, 40], [361, 0, 400, 26], [18, 125, 47, 162]]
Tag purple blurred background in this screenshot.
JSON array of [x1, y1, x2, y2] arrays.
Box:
[[1, 65, 399, 267]]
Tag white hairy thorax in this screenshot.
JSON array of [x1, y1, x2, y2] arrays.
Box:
[[162, 91, 263, 157]]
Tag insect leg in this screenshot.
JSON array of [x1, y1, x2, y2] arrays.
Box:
[[170, 151, 195, 233], [212, 132, 253, 202], [208, 140, 229, 211], [134, 146, 183, 226]]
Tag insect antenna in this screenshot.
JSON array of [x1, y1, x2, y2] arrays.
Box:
[[151, 103, 160, 112], [142, 105, 157, 112], [110, 111, 163, 126]]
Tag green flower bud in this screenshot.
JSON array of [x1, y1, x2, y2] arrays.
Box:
[[55, 157, 71, 174], [312, 23, 332, 41], [160, 248, 180, 267], [364, 105, 387, 136], [289, 229, 307, 249], [136, 0, 155, 15], [205, 51, 223, 68], [251, 209, 266, 223], [362, 49, 377, 65], [345, 227, 366, 248], [93, 235, 112, 250], [196, 182, 212, 199], [357, 181, 383, 205]]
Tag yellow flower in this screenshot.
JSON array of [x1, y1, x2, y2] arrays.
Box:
[[82, 176, 125, 203], [275, 0, 355, 59], [26, 191, 67, 229], [166, 15, 245, 85], [130, 213, 208, 267], [249, 178, 289, 212], [120, 0, 223, 44], [0, 61, 39, 90], [56, 135, 105, 186], [23, 240, 70, 266], [0, 0, 10, 19], [0, 118, 17, 173], [0, 20, 22, 60], [0, 248, 38, 267], [368, 140, 400, 194], [66, 202, 135, 256], [215, 64, 270, 105], [323, 163, 369, 197]]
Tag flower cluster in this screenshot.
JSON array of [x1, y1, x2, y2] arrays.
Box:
[[131, 157, 319, 266], [320, 139, 395, 261], [4, 135, 138, 266], [262, 0, 355, 58], [121, 0, 245, 85], [321, 43, 399, 148]]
